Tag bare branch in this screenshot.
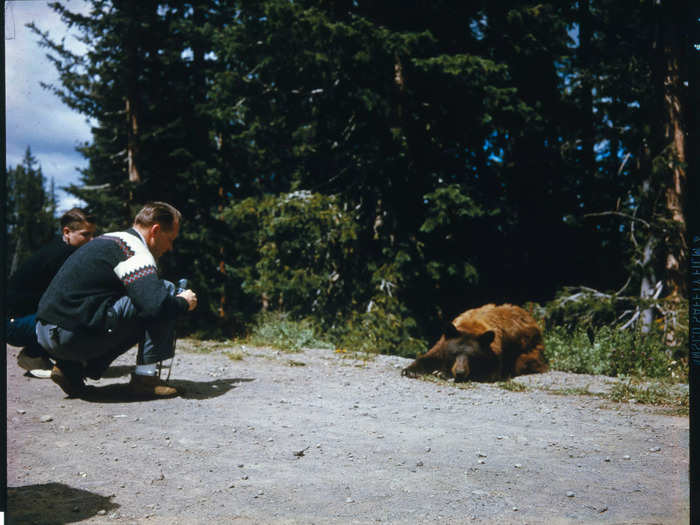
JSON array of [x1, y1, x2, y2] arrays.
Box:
[[615, 276, 632, 296], [617, 152, 631, 175], [583, 211, 651, 229], [79, 183, 111, 191], [620, 310, 640, 330]]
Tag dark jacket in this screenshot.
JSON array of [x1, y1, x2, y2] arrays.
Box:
[[7, 237, 76, 318]]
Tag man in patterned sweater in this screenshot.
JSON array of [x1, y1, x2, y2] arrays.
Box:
[[36, 202, 198, 398]]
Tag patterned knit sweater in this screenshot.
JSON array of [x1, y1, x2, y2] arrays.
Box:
[[37, 228, 188, 333]]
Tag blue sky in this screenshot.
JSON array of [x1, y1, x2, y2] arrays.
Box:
[[5, 0, 92, 213]]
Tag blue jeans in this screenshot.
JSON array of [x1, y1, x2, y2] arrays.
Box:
[[36, 281, 179, 373], [6, 314, 47, 358]]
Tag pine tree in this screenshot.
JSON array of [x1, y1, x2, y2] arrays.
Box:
[[6, 147, 57, 274], [30, 1, 239, 325]]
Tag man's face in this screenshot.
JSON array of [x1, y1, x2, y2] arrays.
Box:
[[63, 222, 96, 247], [148, 220, 180, 260]]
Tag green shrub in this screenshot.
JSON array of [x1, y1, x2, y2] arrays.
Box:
[[542, 288, 688, 382], [544, 287, 623, 331], [245, 311, 334, 352], [544, 326, 614, 375], [544, 324, 687, 380], [608, 379, 689, 410], [331, 295, 426, 358], [220, 191, 363, 322], [326, 259, 428, 358]]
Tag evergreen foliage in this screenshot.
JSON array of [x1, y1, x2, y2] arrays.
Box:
[[6, 147, 57, 274]]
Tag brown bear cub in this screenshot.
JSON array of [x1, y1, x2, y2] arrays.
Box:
[[402, 303, 548, 382]]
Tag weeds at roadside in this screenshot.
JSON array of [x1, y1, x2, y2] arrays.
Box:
[[245, 311, 334, 353], [608, 378, 688, 412], [224, 350, 244, 361], [497, 380, 529, 392], [335, 347, 377, 364], [545, 386, 596, 397], [178, 338, 235, 354]]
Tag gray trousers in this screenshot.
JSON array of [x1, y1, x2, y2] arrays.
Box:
[[36, 281, 178, 372]]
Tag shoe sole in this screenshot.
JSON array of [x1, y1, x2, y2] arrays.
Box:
[[28, 369, 53, 379]]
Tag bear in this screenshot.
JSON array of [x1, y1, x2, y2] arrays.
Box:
[[402, 303, 548, 382]]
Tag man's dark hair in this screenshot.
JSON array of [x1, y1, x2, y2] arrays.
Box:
[[134, 201, 182, 231], [60, 207, 96, 230]]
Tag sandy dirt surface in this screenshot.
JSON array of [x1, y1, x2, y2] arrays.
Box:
[[6, 341, 689, 524]]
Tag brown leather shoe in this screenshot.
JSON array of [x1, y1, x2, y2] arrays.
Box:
[[50, 364, 86, 397], [128, 374, 179, 398], [17, 348, 53, 378]]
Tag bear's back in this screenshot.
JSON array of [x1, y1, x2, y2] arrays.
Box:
[[453, 303, 542, 349], [453, 303, 532, 331]]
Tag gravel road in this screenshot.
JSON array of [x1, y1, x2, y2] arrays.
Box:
[[6, 341, 689, 524]]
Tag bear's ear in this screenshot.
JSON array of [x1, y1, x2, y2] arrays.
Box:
[[443, 322, 461, 340], [478, 330, 495, 346]]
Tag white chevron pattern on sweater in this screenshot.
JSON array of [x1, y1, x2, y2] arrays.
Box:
[[108, 231, 157, 284]]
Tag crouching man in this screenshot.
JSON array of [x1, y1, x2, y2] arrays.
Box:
[[35, 201, 197, 398]]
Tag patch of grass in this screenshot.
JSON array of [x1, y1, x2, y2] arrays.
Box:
[[544, 325, 688, 380], [607, 378, 689, 412], [335, 347, 377, 363], [412, 373, 446, 385], [288, 360, 306, 367], [224, 350, 245, 361], [245, 311, 334, 353], [497, 380, 529, 392], [406, 372, 478, 390], [178, 338, 234, 354], [546, 386, 597, 397]]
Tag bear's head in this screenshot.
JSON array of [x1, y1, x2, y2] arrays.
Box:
[[402, 323, 496, 381]]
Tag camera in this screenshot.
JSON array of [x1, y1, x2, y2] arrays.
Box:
[[176, 278, 188, 294]]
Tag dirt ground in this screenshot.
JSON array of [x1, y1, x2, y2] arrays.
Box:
[[5, 340, 689, 524]]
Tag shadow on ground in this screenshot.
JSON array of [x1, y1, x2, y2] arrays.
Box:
[[75, 377, 255, 403], [7, 482, 119, 524]]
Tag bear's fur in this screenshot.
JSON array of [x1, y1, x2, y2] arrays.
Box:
[[402, 303, 548, 382]]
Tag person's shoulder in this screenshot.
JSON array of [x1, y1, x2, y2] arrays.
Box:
[[85, 232, 126, 251], [96, 230, 146, 258], [44, 236, 70, 249], [10, 237, 72, 279], [35, 236, 74, 259]]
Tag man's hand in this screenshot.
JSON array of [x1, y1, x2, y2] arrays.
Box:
[[177, 289, 198, 311]]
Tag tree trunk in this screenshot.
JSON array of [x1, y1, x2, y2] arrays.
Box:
[[636, 141, 656, 334], [654, 1, 688, 299], [639, 232, 657, 334], [10, 234, 22, 277], [125, 0, 141, 184], [126, 98, 140, 183]]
